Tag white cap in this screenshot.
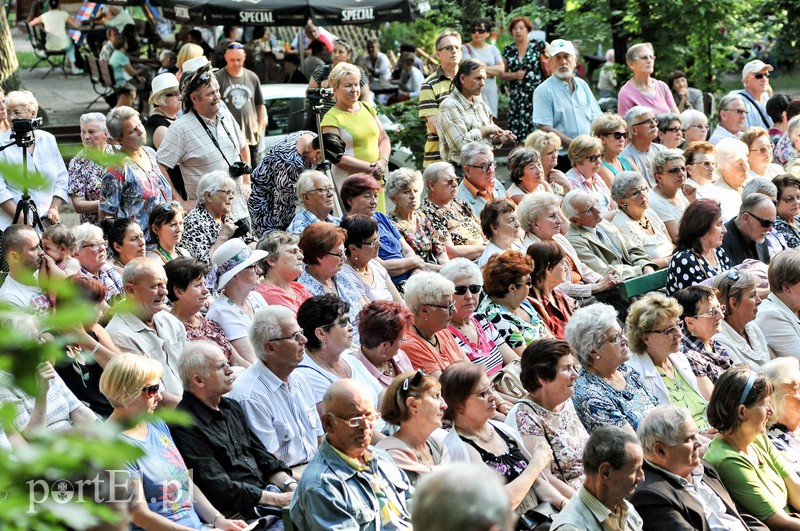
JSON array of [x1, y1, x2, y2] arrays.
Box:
[[549, 39, 576, 57], [742, 60, 773, 81]]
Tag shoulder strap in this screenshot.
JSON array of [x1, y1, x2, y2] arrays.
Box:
[[739, 90, 771, 127]]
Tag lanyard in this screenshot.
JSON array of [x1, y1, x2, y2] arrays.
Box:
[[192, 110, 241, 166]]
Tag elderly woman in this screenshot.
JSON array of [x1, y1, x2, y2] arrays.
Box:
[[164, 257, 239, 365], [618, 42, 678, 117], [147, 201, 190, 263], [401, 271, 468, 378], [478, 198, 525, 267], [667, 70, 704, 114], [743, 127, 783, 179], [500, 16, 547, 140], [526, 242, 575, 339], [666, 199, 731, 295], [321, 62, 391, 206], [104, 219, 145, 273], [440, 258, 518, 377], [566, 303, 658, 434], [355, 300, 415, 388], [68, 112, 114, 225], [675, 285, 736, 384], [762, 358, 800, 473], [684, 140, 717, 198], [680, 109, 710, 144], [0, 91, 68, 228], [340, 214, 404, 304], [180, 171, 254, 266], [756, 249, 800, 358], [784, 116, 800, 175], [421, 162, 487, 260], [376, 370, 450, 485], [506, 147, 553, 203], [297, 221, 368, 344], [648, 149, 690, 242], [713, 137, 751, 220], [524, 130, 571, 195], [477, 250, 549, 355], [593, 113, 639, 189], [145, 73, 181, 150], [100, 354, 246, 530], [625, 293, 711, 431], [566, 135, 617, 220], [519, 192, 616, 300], [441, 362, 569, 513], [341, 173, 426, 286], [253, 231, 311, 312], [610, 171, 673, 268], [712, 269, 770, 369], [386, 167, 449, 270], [461, 17, 505, 118], [655, 113, 684, 149], [773, 174, 800, 248], [71, 223, 123, 302], [99, 106, 171, 242], [703, 367, 800, 530], [507, 338, 589, 492]]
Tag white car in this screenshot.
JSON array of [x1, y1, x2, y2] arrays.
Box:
[[257, 83, 413, 168]]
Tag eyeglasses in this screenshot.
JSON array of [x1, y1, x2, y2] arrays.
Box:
[[633, 117, 656, 127], [165, 92, 180, 98], [358, 238, 381, 248], [159, 200, 181, 211], [327, 250, 346, 258], [587, 153, 603, 163], [142, 383, 161, 397], [465, 160, 496, 173], [583, 200, 599, 215], [472, 28, 488, 33], [637, 54, 655, 61], [269, 330, 304, 342], [628, 186, 650, 199], [426, 301, 456, 313], [605, 131, 626, 139], [664, 126, 682, 133], [690, 160, 718, 168], [308, 187, 335, 196], [328, 410, 381, 428], [750, 146, 773, 155], [472, 384, 495, 399], [694, 305, 726, 318], [754, 72, 770, 79], [216, 189, 236, 197], [437, 44, 461, 53], [604, 331, 626, 344], [454, 284, 482, 295], [322, 315, 350, 329], [745, 211, 775, 228], [81, 241, 106, 251], [227, 42, 244, 49], [401, 369, 428, 395], [439, 177, 458, 187], [781, 194, 800, 204], [723, 108, 747, 115], [516, 279, 533, 288], [649, 324, 681, 336], [686, 124, 709, 130], [665, 166, 687, 174]]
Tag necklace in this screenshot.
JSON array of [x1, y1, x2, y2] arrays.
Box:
[[381, 360, 395, 377], [636, 216, 651, 230], [414, 325, 439, 349], [312, 352, 348, 378], [461, 424, 495, 443]]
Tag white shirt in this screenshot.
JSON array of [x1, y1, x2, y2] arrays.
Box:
[[713, 319, 770, 369], [206, 292, 268, 341], [648, 189, 688, 224], [0, 274, 50, 313], [711, 179, 743, 222]]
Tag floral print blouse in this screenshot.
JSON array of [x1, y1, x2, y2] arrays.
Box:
[[476, 296, 549, 350], [421, 198, 484, 247], [68, 144, 115, 224], [389, 211, 446, 265]]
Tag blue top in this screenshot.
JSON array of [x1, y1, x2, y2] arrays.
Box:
[[533, 75, 602, 156], [600, 155, 634, 177], [374, 212, 409, 284]]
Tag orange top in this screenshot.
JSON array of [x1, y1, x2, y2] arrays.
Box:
[[403, 328, 468, 373]]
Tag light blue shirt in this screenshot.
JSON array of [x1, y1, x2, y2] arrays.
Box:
[[455, 178, 507, 218], [533, 75, 602, 156], [738, 89, 773, 129]]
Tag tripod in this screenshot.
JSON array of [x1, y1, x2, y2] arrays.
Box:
[[307, 93, 343, 217], [0, 130, 43, 232]]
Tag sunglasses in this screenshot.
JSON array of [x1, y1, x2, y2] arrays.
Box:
[[665, 166, 686, 174], [745, 211, 775, 228], [633, 117, 656, 127], [454, 284, 482, 295], [465, 160, 496, 173], [165, 92, 180, 98], [227, 42, 244, 49], [472, 28, 488, 33], [663, 126, 682, 133], [754, 72, 770, 79], [605, 131, 626, 139], [402, 368, 428, 395], [142, 383, 161, 397], [159, 200, 181, 211], [587, 154, 603, 163], [323, 315, 350, 329]]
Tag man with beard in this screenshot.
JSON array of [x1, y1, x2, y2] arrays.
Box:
[[533, 39, 602, 171], [0, 224, 60, 312], [721, 193, 775, 266]]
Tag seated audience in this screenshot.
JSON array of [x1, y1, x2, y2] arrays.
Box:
[[340, 214, 403, 304], [228, 307, 322, 470], [565, 303, 658, 433], [756, 249, 800, 358], [593, 113, 639, 189], [655, 112, 684, 149], [621, 105, 666, 185], [0, 224, 56, 313], [712, 138, 751, 221], [478, 197, 525, 267], [762, 358, 800, 475], [680, 109, 710, 145], [455, 142, 509, 217], [667, 70, 705, 113], [254, 231, 311, 313], [525, 130, 571, 195], [526, 242, 575, 339], [104, 218, 146, 274], [649, 149, 690, 242], [566, 135, 617, 219], [286, 170, 341, 236], [773, 174, 800, 249], [505, 146, 553, 204], [712, 269, 770, 368], [551, 426, 644, 530], [354, 301, 415, 388], [683, 140, 717, 198], [721, 193, 775, 266], [745, 127, 783, 179], [72, 223, 124, 303], [146, 200, 190, 263]]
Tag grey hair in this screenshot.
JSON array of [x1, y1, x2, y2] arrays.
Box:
[[80, 112, 108, 131], [178, 340, 222, 388], [788, 115, 800, 140], [412, 463, 511, 531], [718, 94, 744, 118], [651, 149, 685, 177], [583, 426, 641, 475], [250, 306, 296, 361], [680, 109, 707, 129], [564, 302, 619, 365], [760, 357, 800, 428], [159, 49, 176, 61], [422, 161, 454, 193], [561, 189, 594, 221], [296, 170, 329, 205], [196, 170, 235, 206], [624, 105, 654, 130], [385, 167, 422, 202], [715, 137, 749, 169], [106, 106, 138, 140], [638, 405, 694, 454], [518, 191, 561, 232], [738, 192, 773, 216], [403, 272, 455, 312], [656, 112, 681, 133], [439, 258, 482, 285], [122, 257, 162, 286], [257, 231, 299, 274], [460, 141, 492, 167], [743, 177, 777, 200], [72, 223, 104, 248], [625, 42, 653, 65], [610, 171, 647, 202]]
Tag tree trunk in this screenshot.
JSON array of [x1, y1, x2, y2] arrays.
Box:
[[0, 4, 22, 92]]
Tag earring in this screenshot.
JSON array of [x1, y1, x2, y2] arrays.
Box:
[[596, 355, 601, 360], [620, 204, 628, 209], [321, 341, 327, 349]]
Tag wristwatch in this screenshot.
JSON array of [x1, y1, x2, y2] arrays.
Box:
[[283, 478, 298, 492]]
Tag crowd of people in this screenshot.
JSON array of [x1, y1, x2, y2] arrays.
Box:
[[5, 10, 800, 531]]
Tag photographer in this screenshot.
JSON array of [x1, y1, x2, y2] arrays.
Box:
[[157, 58, 252, 227]]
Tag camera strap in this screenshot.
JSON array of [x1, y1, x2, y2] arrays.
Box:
[[193, 110, 242, 167]]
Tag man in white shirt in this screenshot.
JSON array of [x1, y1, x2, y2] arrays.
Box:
[[709, 94, 747, 145], [0, 224, 59, 313]]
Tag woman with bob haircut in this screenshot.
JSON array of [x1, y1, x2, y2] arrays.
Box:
[[477, 197, 525, 267], [593, 113, 639, 189], [355, 300, 415, 388], [526, 241, 574, 339], [712, 269, 769, 369], [147, 200, 190, 263], [253, 231, 311, 312], [100, 354, 246, 530], [505, 147, 553, 204]]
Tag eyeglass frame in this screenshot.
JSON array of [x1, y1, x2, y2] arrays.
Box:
[[269, 330, 304, 342], [464, 160, 497, 173], [358, 237, 381, 248], [627, 186, 650, 199], [744, 211, 775, 228], [749, 146, 773, 155], [308, 187, 335, 196], [142, 383, 161, 397], [80, 241, 107, 252], [632, 117, 656, 127], [453, 284, 482, 296], [327, 410, 381, 428], [604, 131, 627, 140], [425, 300, 456, 313], [648, 323, 681, 336], [692, 304, 726, 319], [321, 315, 350, 330]]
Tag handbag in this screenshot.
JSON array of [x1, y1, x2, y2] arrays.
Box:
[[515, 501, 558, 531], [492, 359, 526, 399]]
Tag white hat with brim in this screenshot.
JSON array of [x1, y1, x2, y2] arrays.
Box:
[[549, 39, 576, 57], [149, 73, 179, 105], [182, 56, 214, 77], [212, 238, 267, 291], [742, 60, 774, 81]]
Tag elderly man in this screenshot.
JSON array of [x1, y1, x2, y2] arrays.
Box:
[[709, 94, 747, 145], [105, 257, 186, 406], [711, 138, 750, 221], [171, 341, 296, 522], [157, 60, 251, 224], [227, 306, 322, 471], [721, 193, 775, 266], [631, 405, 767, 531], [412, 463, 513, 531], [737, 60, 774, 130], [565, 189, 657, 280], [0, 224, 58, 312], [215, 41, 266, 166], [533, 39, 602, 171], [437, 59, 514, 170], [455, 142, 507, 216], [419, 30, 462, 167], [621, 106, 666, 185], [289, 379, 412, 531], [551, 426, 644, 531], [286, 170, 342, 235]]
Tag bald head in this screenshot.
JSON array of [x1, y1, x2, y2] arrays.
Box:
[[322, 379, 377, 458]]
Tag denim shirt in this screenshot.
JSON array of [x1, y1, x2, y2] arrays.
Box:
[[290, 438, 412, 531]]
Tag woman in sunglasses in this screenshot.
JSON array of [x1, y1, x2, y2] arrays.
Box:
[[526, 242, 575, 340], [744, 127, 784, 179], [377, 369, 450, 485], [593, 113, 639, 190], [100, 354, 246, 530], [147, 201, 190, 264], [655, 112, 684, 150], [712, 269, 769, 369], [565, 135, 617, 221], [773, 174, 800, 248], [461, 17, 504, 119]]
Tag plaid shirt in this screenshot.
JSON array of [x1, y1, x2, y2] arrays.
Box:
[[680, 332, 735, 383]]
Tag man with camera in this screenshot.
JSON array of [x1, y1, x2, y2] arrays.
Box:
[[157, 59, 252, 226]]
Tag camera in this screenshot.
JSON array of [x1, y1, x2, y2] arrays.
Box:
[[307, 87, 334, 103], [229, 161, 252, 178], [10, 118, 42, 147]]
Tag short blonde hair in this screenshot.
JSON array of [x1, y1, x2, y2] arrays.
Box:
[[567, 135, 603, 166], [525, 130, 561, 153], [5, 90, 38, 116], [99, 353, 163, 408], [329, 62, 361, 90], [176, 43, 204, 71], [592, 113, 627, 137], [625, 293, 683, 354]]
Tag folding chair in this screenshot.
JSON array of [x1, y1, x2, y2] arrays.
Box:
[[26, 23, 68, 79]]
